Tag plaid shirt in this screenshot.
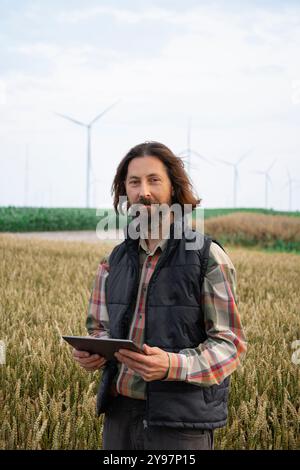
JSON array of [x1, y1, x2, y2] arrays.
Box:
[[86, 237, 247, 399]]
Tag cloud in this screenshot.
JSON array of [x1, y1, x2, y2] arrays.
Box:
[[12, 43, 60, 59], [8, 41, 125, 74], [58, 5, 174, 24], [56, 3, 300, 77]]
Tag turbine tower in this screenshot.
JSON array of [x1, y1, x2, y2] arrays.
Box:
[[24, 144, 29, 207], [282, 167, 300, 211], [253, 159, 276, 209], [216, 149, 252, 208], [178, 117, 213, 175], [55, 100, 120, 208]]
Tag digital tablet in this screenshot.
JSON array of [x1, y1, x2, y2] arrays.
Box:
[[62, 335, 145, 361]]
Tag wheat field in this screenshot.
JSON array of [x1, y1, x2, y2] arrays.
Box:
[[204, 212, 300, 252], [0, 234, 299, 450]]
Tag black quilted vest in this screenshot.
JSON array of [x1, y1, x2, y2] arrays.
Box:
[[96, 220, 230, 430]]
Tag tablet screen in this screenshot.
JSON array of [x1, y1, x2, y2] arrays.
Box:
[[62, 336, 145, 361]]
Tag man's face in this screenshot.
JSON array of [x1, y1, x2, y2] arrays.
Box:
[[125, 155, 173, 222]]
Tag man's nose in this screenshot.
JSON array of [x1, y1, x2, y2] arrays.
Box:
[[138, 181, 151, 199]]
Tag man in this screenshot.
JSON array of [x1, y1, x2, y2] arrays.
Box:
[[73, 141, 247, 450]]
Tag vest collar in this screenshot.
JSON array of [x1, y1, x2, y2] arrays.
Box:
[[123, 214, 192, 264]]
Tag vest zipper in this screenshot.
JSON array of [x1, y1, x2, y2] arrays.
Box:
[[143, 419, 148, 430], [143, 247, 170, 429], [144, 264, 150, 429], [117, 255, 140, 394]]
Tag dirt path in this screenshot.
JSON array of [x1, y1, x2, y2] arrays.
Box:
[[3, 230, 124, 244]]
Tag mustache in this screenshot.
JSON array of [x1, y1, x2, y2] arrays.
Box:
[[137, 197, 155, 206]]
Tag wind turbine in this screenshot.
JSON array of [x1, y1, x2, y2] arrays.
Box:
[[216, 149, 253, 208], [55, 100, 120, 208], [178, 117, 213, 175], [253, 159, 276, 209], [282, 167, 300, 211], [24, 144, 29, 207], [48, 182, 52, 208]]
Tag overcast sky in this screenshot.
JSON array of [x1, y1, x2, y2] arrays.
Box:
[[0, 0, 300, 211]]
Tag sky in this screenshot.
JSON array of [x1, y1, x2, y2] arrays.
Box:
[[0, 0, 300, 211]]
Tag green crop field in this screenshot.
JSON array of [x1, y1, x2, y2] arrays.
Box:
[[0, 206, 299, 233]]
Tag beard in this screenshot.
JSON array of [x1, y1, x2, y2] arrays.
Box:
[[128, 198, 172, 239], [128, 197, 164, 223]]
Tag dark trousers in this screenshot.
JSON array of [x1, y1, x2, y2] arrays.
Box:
[[102, 395, 214, 451]]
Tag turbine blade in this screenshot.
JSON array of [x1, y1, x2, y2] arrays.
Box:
[[188, 162, 199, 172], [54, 112, 86, 127], [216, 158, 234, 167], [89, 99, 121, 126], [267, 158, 276, 173], [236, 147, 253, 165], [191, 150, 214, 165]]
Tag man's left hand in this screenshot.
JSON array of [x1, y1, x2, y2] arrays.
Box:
[[114, 344, 169, 382]]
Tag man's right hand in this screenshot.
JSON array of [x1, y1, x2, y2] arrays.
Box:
[[72, 349, 107, 371]]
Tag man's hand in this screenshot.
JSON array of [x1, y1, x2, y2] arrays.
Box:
[[72, 349, 107, 372], [114, 344, 169, 382]]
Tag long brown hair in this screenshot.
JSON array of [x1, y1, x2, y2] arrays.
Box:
[[111, 141, 201, 214]]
